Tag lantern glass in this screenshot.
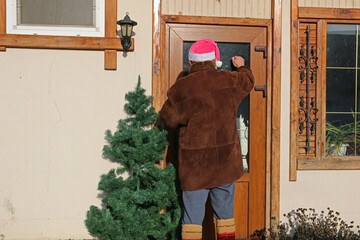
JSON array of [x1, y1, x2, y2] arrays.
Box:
[[127, 25, 133, 37], [121, 24, 127, 37]]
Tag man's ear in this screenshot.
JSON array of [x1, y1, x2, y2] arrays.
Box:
[[189, 61, 193, 66]]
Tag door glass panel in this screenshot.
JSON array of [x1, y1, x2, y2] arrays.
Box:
[[183, 41, 251, 172]]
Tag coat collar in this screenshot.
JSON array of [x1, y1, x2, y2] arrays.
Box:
[[189, 61, 216, 73]]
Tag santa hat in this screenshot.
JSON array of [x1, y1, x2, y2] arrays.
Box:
[[189, 39, 222, 68]]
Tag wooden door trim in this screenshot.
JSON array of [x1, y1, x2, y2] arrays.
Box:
[[168, 23, 267, 43], [162, 14, 272, 27], [152, 0, 282, 232], [271, 0, 281, 230]]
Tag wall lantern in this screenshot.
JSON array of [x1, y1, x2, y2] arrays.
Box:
[[117, 12, 137, 51]]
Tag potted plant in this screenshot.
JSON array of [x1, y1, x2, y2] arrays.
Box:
[[326, 118, 360, 156]]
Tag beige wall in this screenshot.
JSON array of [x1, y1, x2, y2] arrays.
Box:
[[280, 0, 360, 226], [299, 0, 360, 8], [162, 0, 272, 19], [2, 1, 360, 239], [0, 0, 152, 239]]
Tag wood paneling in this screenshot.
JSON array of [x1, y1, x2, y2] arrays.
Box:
[[299, 7, 360, 19], [0, 34, 133, 50], [162, 0, 272, 19], [299, 0, 360, 8], [234, 182, 249, 239], [297, 22, 318, 158]]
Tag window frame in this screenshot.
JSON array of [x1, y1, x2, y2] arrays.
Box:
[[290, 3, 360, 181], [0, 0, 133, 70]]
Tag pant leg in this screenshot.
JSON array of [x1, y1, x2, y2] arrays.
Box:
[[209, 182, 235, 220], [182, 188, 210, 225]]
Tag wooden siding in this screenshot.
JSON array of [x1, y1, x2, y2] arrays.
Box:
[[299, 0, 360, 8], [162, 0, 272, 19]]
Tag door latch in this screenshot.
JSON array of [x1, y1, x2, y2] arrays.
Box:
[[254, 85, 267, 98], [254, 46, 267, 59]]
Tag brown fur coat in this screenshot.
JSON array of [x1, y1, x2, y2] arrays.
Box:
[[160, 61, 254, 191]]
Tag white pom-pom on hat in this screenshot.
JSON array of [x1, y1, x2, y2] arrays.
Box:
[[189, 39, 222, 68]]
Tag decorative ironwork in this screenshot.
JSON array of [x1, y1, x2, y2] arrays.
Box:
[[298, 25, 319, 153]]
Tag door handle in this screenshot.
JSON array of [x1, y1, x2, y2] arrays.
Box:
[[254, 85, 267, 98]]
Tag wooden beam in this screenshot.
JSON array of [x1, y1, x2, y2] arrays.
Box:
[[153, 0, 162, 112], [104, 50, 117, 70], [299, 7, 360, 20], [289, 0, 299, 182], [0, 0, 6, 51], [104, 0, 118, 70], [271, 0, 281, 231], [265, 22, 273, 230], [162, 15, 272, 26], [298, 159, 360, 170], [320, 20, 327, 158], [105, 0, 117, 38], [317, 19, 326, 159], [0, 34, 134, 50], [0, 0, 5, 34]]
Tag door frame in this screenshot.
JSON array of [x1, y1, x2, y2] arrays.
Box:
[[152, 0, 282, 231]]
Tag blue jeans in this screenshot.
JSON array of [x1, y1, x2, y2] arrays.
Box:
[[182, 182, 235, 225]]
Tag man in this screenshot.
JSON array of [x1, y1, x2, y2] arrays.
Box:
[[160, 39, 254, 240]]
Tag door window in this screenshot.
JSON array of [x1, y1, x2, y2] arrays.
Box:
[[183, 41, 251, 172]]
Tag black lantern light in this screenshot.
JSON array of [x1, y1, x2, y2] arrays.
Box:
[[117, 12, 137, 51]]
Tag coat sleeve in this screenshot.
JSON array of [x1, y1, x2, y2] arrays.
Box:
[[159, 98, 179, 129], [159, 72, 189, 129], [232, 66, 255, 104]]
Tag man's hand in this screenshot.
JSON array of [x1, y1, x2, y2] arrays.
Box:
[[232, 56, 245, 68]]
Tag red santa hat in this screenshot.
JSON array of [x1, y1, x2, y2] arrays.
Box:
[[189, 39, 222, 68]]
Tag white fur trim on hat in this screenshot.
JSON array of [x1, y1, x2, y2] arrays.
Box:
[[216, 61, 222, 68], [188, 51, 216, 62]]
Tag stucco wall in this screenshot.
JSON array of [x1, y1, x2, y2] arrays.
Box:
[[2, 1, 360, 239], [280, 0, 360, 226], [0, 0, 152, 239], [162, 0, 272, 19]]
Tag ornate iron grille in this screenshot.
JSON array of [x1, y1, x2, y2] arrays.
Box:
[[298, 25, 319, 153]]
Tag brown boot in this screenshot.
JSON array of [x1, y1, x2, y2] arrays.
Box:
[[216, 218, 235, 240], [182, 224, 202, 240]]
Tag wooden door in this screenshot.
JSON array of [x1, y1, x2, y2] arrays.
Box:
[[164, 24, 267, 240]]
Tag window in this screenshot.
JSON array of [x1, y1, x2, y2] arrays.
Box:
[[326, 24, 360, 156], [6, 0, 105, 37], [0, 0, 128, 70], [289, 4, 360, 180]]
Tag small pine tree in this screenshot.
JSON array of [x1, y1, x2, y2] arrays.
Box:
[[85, 76, 181, 240]]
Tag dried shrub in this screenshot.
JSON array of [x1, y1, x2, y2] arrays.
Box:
[[253, 208, 360, 240]]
